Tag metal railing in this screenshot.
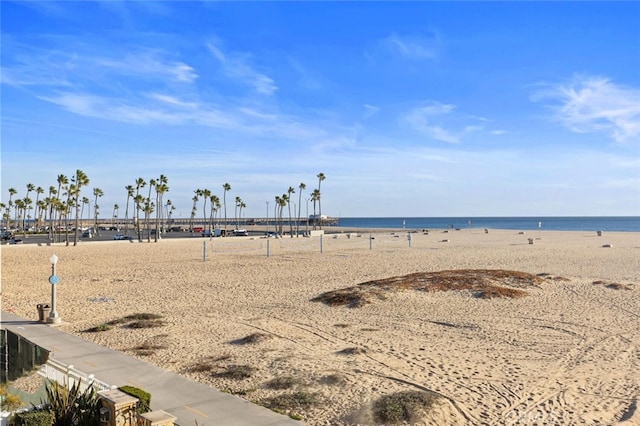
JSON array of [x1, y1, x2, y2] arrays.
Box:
[[37, 357, 116, 392]]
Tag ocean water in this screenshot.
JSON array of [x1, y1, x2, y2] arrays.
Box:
[[334, 217, 640, 232]]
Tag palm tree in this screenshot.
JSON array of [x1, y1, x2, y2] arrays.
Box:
[[55, 175, 68, 241], [14, 199, 25, 231], [210, 195, 221, 228], [274, 195, 282, 235], [134, 178, 146, 241], [234, 196, 242, 229], [21, 183, 35, 233], [36, 199, 46, 229], [166, 199, 175, 228], [54, 199, 66, 242], [63, 183, 74, 245], [287, 186, 295, 237], [46, 186, 56, 240], [316, 172, 326, 229], [113, 204, 119, 228], [22, 196, 33, 235], [190, 191, 200, 232], [25, 184, 35, 231], [124, 185, 134, 236], [209, 194, 219, 229], [143, 198, 154, 243], [154, 176, 168, 242], [222, 183, 231, 230], [72, 169, 89, 246], [7, 188, 17, 228], [239, 200, 246, 228], [133, 194, 144, 238], [297, 182, 306, 237], [146, 179, 156, 239], [201, 188, 211, 232], [34, 186, 44, 230], [278, 194, 288, 235], [311, 189, 320, 230], [81, 197, 90, 226], [92, 187, 104, 236], [0, 203, 6, 230]]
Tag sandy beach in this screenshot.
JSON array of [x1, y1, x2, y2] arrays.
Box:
[[1, 228, 639, 425]]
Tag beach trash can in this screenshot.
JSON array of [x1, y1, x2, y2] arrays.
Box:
[[37, 303, 51, 322], [528, 238, 534, 245], [597, 230, 602, 236]]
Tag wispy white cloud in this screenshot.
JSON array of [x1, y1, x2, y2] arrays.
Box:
[[146, 93, 198, 109], [207, 41, 277, 96], [381, 32, 441, 60], [287, 57, 323, 91], [37, 90, 333, 143], [1, 41, 197, 87], [532, 75, 640, 143], [39, 92, 238, 127], [363, 104, 380, 119], [95, 53, 197, 83], [403, 101, 482, 144]]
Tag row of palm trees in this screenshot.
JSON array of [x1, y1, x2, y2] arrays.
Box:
[[1, 170, 96, 246], [2, 172, 327, 244], [276, 173, 325, 236]]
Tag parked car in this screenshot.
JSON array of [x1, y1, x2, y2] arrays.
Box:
[[1, 231, 13, 240], [234, 229, 249, 236], [82, 230, 93, 238], [113, 234, 130, 240], [9, 237, 23, 244]]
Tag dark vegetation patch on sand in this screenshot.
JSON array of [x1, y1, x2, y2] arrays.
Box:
[[312, 269, 544, 308], [373, 390, 442, 424], [229, 333, 272, 345], [593, 280, 633, 290], [336, 347, 367, 356], [84, 313, 165, 332], [212, 364, 255, 380], [261, 391, 320, 419]]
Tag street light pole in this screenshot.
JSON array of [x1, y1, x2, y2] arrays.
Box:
[[47, 254, 61, 324], [266, 201, 269, 234]]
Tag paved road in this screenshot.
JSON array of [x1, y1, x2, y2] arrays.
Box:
[[2, 230, 269, 245]]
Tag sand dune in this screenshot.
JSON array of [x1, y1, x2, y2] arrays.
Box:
[[2, 229, 639, 425]]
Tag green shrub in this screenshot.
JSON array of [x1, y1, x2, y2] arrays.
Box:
[[13, 410, 55, 426], [118, 385, 151, 413]]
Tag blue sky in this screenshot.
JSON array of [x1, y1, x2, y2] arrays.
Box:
[[2, 1, 639, 218]]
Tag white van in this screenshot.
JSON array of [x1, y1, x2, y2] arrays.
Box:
[[203, 229, 225, 237]]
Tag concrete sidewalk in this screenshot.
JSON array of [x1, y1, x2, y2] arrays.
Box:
[[1, 311, 302, 426]]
